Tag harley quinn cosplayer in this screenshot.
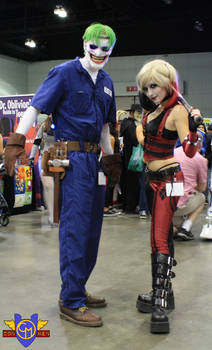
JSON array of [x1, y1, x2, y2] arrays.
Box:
[[4, 23, 118, 327], [135, 59, 202, 334]]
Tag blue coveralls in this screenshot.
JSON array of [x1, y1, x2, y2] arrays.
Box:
[[31, 58, 116, 308]]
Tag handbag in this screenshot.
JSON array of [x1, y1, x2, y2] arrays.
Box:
[[128, 143, 144, 172]]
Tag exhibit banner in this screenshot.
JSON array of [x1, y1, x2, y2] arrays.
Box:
[[0, 94, 38, 156], [14, 165, 33, 208], [0, 94, 38, 208]]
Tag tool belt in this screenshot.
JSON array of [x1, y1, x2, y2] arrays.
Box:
[[66, 141, 99, 153], [47, 141, 69, 179], [45, 141, 99, 178]]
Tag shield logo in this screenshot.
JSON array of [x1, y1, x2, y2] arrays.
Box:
[[15, 313, 38, 348]]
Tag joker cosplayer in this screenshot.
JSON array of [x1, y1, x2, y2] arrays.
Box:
[[5, 23, 117, 327]]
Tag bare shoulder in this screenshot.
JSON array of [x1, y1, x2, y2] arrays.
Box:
[[171, 104, 188, 120], [166, 104, 188, 131]]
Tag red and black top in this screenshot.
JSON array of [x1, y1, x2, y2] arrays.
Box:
[[142, 103, 179, 162]]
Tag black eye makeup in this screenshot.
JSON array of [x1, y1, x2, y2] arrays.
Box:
[[89, 43, 110, 52], [142, 83, 158, 92], [89, 44, 98, 50], [101, 46, 110, 52], [150, 83, 158, 89]]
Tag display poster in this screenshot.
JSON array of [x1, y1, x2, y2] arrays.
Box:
[[14, 166, 25, 208], [13, 165, 33, 208], [0, 95, 38, 208], [0, 94, 39, 157], [24, 166, 33, 205]]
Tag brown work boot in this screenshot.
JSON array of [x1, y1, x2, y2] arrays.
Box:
[[85, 291, 107, 308], [59, 304, 103, 327], [58, 291, 107, 308]]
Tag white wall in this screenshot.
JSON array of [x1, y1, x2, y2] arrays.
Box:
[[0, 55, 28, 96], [1, 52, 212, 116], [104, 52, 212, 116], [27, 59, 67, 93]]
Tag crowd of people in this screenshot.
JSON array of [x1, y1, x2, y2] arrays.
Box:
[[3, 22, 212, 335]]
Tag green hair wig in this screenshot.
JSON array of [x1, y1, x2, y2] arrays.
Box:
[[82, 23, 116, 48]]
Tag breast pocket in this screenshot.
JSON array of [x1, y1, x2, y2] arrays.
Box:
[[70, 91, 91, 114], [96, 92, 111, 117]]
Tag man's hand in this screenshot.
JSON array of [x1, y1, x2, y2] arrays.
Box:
[[4, 133, 28, 176]]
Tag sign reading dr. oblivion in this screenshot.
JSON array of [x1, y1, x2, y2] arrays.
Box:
[[0, 94, 38, 154], [0, 94, 39, 208], [0, 95, 34, 137]]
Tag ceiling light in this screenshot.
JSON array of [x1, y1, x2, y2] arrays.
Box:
[[193, 20, 204, 32], [25, 39, 36, 48], [161, 0, 173, 4], [54, 5, 67, 18]]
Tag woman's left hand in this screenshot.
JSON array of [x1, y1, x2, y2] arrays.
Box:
[[189, 107, 201, 118], [189, 107, 203, 130]]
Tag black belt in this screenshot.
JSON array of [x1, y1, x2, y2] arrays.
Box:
[[146, 165, 181, 181]]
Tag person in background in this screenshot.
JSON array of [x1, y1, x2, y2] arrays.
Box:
[[29, 115, 56, 227], [173, 131, 207, 240], [120, 104, 142, 214], [115, 110, 128, 208], [116, 110, 129, 150], [205, 124, 212, 204], [104, 122, 121, 216], [197, 123, 207, 155], [136, 121, 149, 219], [4, 23, 118, 328], [205, 124, 212, 165], [206, 123, 212, 147], [135, 59, 201, 334]]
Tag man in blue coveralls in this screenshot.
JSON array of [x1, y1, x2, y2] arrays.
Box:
[[5, 23, 117, 327]]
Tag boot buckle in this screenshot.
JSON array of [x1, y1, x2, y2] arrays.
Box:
[[161, 298, 167, 308], [167, 256, 177, 267], [167, 269, 175, 277], [164, 278, 170, 288], [161, 289, 168, 298]]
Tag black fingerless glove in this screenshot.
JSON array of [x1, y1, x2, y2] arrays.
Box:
[[188, 113, 203, 132], [188, 114, 198, 132]]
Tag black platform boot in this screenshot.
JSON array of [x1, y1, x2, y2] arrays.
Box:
[[150, 253, 176, 334], [136, 254, 176, 313]]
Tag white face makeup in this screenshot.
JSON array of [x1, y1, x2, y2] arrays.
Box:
[[143, 82, 168, 106], [83, 38, 113, 70]]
